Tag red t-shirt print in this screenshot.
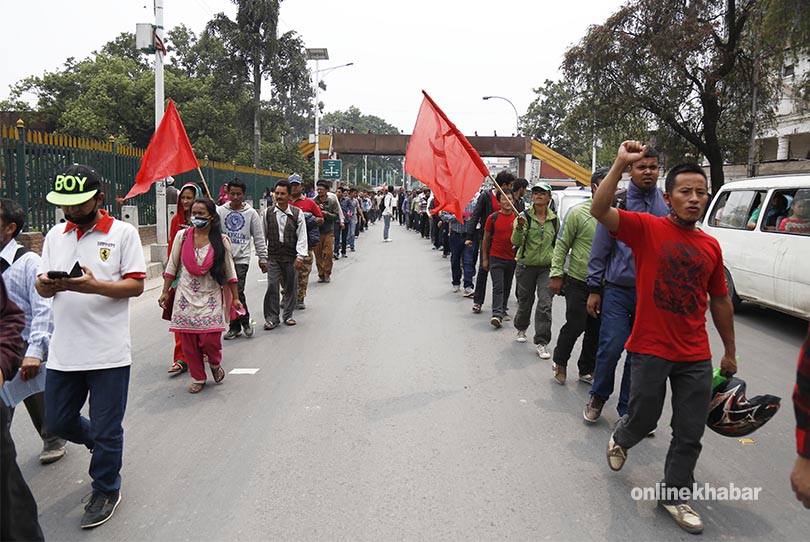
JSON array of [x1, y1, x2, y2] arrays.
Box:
[[485, 212, 516, 260], [614, 209, 728, 362]]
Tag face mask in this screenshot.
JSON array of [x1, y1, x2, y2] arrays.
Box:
[[69, 201, 99, 225], [191, 216, 210, 228]]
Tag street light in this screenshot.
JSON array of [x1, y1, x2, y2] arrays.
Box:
[[306, 47, 353, 184], [483, 95, 520, 136]]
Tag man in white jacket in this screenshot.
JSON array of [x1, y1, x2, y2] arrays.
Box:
[[217, 179, 268, 339]]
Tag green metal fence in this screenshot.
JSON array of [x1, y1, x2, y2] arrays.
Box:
[[0, 122, 288, 232]]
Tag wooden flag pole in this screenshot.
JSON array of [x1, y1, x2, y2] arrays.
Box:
[[196, 166, 212, 199], [486, 174, 521, 216]]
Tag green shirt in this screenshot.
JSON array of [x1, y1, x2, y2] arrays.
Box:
[[510, 205, 558, 266], [550, 199, 597, 282]]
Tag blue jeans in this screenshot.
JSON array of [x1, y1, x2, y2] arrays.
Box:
[[383, 215, 391, 239], [590, 285, 635, 416], [448, 232, 475, 288], [45, 366, 130, 493], [347, 217, 357, 248]]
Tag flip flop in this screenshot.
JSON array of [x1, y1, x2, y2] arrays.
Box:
[[168, 361, 188, 375], [285, 318, 297, 326], [188, 382, 205, 394], [212, 365, 225, 383], [263, 322, 277, 330]]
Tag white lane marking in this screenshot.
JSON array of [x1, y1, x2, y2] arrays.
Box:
[[229, 368, 260, 375]]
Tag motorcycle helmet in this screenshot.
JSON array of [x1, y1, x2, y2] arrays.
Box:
[[706, 371, 781, 437]]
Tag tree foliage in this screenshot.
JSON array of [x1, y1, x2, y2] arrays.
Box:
[[563, 0, 772, 193]]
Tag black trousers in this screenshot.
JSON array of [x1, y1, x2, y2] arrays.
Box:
[[614, 355, 713, 504], [1, 403, 44, 541], [228, 263, 250, 331], [552, 276, 600, 375]]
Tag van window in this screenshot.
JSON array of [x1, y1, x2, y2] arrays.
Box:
[[710, 190, 757, 229], [757, 191, 792, 231], [775, 188, 810, 236]]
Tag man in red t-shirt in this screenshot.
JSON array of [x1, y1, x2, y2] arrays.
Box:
[[591, 141, 737, 535], [289, 175, 323, 310], [482, 189, 517, 327]]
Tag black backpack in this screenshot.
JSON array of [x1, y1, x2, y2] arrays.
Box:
[[297, 210, 321, 249], [0, 245, 29, 273]]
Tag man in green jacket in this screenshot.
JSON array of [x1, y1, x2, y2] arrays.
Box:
[[511, 181, 558, 359], [548, 169, 607, 384]]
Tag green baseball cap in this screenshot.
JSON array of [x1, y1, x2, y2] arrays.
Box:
[[46, 164, 102, 206], [531, 181, 553, 193]]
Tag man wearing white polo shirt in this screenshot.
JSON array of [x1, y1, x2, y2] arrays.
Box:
[[36, 164, 146, 530]]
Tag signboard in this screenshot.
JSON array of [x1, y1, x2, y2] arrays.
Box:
[[322, 159, 342, 180]]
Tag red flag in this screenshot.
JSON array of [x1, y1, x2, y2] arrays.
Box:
[[124, 99, 198, 199], [404, 91, 490, 220]]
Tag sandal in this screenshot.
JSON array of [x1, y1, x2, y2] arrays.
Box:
[[188, 382, 205, 394], [168, 361, 188, 374], [212, 365, 225, 383], [263, 321, 277, 330], [284, 318, 297, 326]]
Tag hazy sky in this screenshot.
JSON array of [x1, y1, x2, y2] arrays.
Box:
[[2, 0, 626, 137]]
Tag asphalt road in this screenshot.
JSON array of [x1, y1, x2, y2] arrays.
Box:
[[12, 220, 810, 541]]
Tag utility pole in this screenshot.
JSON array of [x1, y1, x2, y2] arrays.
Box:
[[154, 0, 167, 245]]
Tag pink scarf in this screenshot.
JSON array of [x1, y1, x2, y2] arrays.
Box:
[[181, 227, 215, 276]]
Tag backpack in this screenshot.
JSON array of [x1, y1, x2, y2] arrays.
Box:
[[0, 245, 30, 274], [297, 210, 321, 249], [516, 210, 559, 260], [379, 195, 387, 213]]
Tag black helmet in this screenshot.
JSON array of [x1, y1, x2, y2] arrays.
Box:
[[706, 375, 781, 437]]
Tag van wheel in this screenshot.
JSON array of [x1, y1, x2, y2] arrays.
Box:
[[724, 268, 742, 311]]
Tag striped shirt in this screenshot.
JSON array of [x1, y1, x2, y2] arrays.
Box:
[[0, 240, 52, 360]]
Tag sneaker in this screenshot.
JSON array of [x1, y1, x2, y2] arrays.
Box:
[[39, 440, 67, 464], [515, 330, 527, 343], [317, 275, 325, 283], [350, 247, 356, 252], [223, 329, 241, 340], [502, 312, 512, 321], [536, 344, 551, 359], [81, 489, 121, 529], [583, 395, 605, 423], [606, 433, 627, 471], [324, 276, 331, 283], [552, 363, 566, 384], [297, 301, 306, 310], [472, 303, 482, 313], [334, 254, 340, 260], [660, 503, 704, 534], [452, 285, 460, 293], [490, 316, 502, 328], [578, 373, 594, 385], [463, 287, 475, 297], [242, 323, 254, 338]]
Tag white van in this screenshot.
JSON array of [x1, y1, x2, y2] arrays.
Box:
[[702, 175, 810, 320]]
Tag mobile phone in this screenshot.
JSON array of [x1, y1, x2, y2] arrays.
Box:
[[69, 261, 84, 278], [47, 271, 69, 279]]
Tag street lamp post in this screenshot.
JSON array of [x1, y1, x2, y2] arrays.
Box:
[[483, 95, 520, 136], [306, 48, 353, 184]]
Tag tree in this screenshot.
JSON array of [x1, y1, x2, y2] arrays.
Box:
[[563, 0, 770, 193], [206, 0, 282, 167], [521, 79, 581, 158]]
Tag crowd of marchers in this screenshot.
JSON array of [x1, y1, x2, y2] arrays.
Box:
[[398, 142, 810, 534], [1, 143, 809, 540]]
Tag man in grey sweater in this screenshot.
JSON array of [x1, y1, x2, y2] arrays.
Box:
[[217, 179, 267, 340]]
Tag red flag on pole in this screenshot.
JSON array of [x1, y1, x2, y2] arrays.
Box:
[[123, 98, 199, 200], [404, 91, 490, 221]]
